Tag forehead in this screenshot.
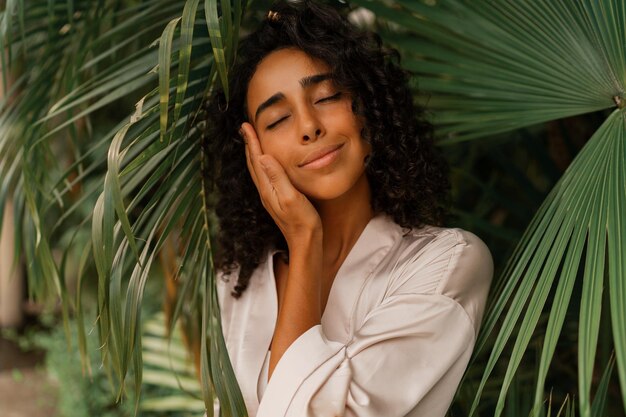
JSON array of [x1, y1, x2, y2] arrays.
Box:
[[246, 48, 331, 109]]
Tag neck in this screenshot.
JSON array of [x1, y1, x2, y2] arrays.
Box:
[[312, 174, 375, 267]]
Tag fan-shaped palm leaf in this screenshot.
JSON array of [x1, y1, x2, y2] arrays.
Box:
[[350, 0, 625, 415]]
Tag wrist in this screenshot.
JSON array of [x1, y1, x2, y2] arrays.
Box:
[[286, 225, 322, 253]]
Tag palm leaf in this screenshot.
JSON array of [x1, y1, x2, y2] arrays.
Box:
[[1, 0, 246, 414], [86, 1, 247, 414], [355, 0, 618, 142], [590, 354, 615, 417], [141, 312, 206, 415], [352, 0, 625, 415]]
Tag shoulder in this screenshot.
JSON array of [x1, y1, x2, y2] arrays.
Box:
[[387, 225, 494, 333], [400, 225, 493, 289], [412, 226, 492, 279]]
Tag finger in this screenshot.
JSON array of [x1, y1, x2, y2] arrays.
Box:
[[242, 122, 266, 188], [244, 137, 261, 189], [241, 123, 262, 189], [242, 125, 279, 215], [258, 155, 299, 211], [241, 124, 297, 212], [242, 133, 278, 216], [241, 122, 263, 157]]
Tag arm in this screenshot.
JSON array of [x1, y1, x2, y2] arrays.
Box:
[[260, 294, 476, 417], [256, 230, 493, 417], [269, 230, 323, 379], [241, 122, 324, 379]]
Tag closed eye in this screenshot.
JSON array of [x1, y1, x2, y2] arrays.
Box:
[[316, 92, 342, 103], [266, 92, 342, 130], [267, 115, 289, 130]]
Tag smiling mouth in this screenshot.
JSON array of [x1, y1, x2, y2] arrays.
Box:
[[299, 143, 344, 170]]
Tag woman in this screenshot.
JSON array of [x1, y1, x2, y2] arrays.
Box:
[[205, 1, 493, 416]]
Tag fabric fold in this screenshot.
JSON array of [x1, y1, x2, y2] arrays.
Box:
[[257, 325, 347, 416], [257, 294, 476, 417]]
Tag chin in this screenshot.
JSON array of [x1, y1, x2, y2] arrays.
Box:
[[305, 190, 346, 202], [298, 184, 346, 201], [297, 176, 361, 202]]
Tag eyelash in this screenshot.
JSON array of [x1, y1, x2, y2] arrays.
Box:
[[267, 117, 287, 130], [266, 92, 343, 130], [317, 91, 342, 103]]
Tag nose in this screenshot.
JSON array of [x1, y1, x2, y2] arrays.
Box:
[[299, 105, 324, 143]]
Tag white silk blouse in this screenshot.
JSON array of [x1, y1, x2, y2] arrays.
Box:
[[214, 213, 493, 417]]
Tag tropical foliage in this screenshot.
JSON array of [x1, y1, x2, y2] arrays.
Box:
[[35, 309, 205, 416], [0, 0, 623, 416]]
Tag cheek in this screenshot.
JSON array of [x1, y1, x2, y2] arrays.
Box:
[[261, 144, 293, 171], [255, 132, 277, 156], [363, 140, 372, 158]]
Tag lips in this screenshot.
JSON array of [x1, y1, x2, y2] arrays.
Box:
[[298, 143, 344, 167]]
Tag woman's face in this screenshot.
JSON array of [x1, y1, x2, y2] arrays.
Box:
[[245, 47, 371, 202]]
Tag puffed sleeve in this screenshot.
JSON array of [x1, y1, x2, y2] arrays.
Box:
[[256, 229, 493, 417]]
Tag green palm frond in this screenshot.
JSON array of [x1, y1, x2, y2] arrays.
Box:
[[87, 2, 247, 415], [0, 0, 191, 380], [352, 0, 625, 415], [1, 0, 247, 414], [355, 0, 620, 143], [0, 0, 110, 350], [590, 354, 615, 417], [141, 312, 206, 415]]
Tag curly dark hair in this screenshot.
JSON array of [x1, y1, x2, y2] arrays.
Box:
[[204, 0, 450, 298]]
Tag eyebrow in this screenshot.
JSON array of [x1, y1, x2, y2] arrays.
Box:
[[253, 73, 333, 123], [301, 73, 332, 88]]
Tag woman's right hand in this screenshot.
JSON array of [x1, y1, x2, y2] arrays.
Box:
[[241, 122, 322, 247], [242, 123, 325, 378]]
